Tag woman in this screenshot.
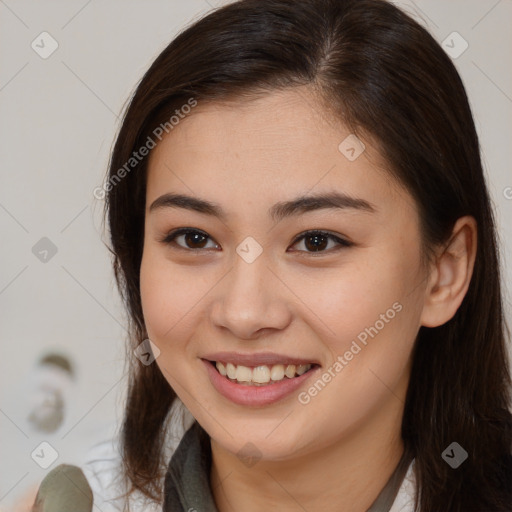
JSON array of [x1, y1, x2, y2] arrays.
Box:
[[32, 0, 512, 511]]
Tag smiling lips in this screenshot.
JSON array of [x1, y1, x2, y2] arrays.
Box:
[[215, 361, 313, 386], [202, 357, 320, 406], [200, 351, 320, 405]]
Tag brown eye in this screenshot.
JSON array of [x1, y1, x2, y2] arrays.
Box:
[[303, 233, 329, 252], [289, 230, 352, 254], [182, 231, 208, 248], [161, 228, 219, 250]]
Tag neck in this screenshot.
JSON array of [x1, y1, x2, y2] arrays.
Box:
[[210, 388, 407, 512]]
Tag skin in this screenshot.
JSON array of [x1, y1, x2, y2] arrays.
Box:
[[140, 87, 477, 512]]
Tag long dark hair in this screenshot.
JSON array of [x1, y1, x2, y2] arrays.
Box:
[[103, 0, 512, 510]]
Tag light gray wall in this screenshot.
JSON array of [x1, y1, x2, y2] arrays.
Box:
[[1, 0, 510, 507]]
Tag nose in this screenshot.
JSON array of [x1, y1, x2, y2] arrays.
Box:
[[210, 252, 292, 340]]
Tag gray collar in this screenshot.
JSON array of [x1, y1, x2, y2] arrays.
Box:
[[163, 421, 413, 512]]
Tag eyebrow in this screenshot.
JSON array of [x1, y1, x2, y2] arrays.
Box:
[[148, 191, 376, 222]]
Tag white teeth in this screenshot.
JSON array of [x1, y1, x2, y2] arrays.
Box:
[[296, 364, 309, 376], [226, 362, 237, 379], [252, 366, 270, 384], [285, 364, 296, 378], [214, 361, 312, 385], [216, 361, 227, 376], [270, 364, 285, 381], [235, 365, 252, 382]]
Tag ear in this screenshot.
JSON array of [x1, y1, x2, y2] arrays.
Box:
[[420, 216, 477, 328]]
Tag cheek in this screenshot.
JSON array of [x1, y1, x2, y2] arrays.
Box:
[[300, 243, 421, 346], [139, 247, 201, 346], [297, 281, 422, 445], [304, 243, 424, 410]]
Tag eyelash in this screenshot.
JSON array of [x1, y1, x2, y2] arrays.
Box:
[[159, 228, 353, 255]]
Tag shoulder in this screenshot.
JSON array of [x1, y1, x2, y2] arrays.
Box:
[[389, 458, 416, 512], [81, 398, 195, 512]]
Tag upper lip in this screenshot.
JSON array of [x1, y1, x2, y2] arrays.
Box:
[[201, 351, 320, 367]]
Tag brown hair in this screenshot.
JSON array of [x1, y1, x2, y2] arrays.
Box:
[[103, 0, 512, 510]]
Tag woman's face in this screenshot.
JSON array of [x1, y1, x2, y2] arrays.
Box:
[[140, 88, 429, 460]]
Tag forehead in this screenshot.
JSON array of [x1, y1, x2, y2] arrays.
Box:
[[145, 88, 413, 220]]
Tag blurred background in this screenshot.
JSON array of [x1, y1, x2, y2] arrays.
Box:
[[1, 0, 511, 509]]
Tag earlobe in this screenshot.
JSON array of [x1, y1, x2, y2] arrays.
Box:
[[420, 216, 477, 328]]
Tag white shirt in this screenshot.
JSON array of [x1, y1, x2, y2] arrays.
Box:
[[80, 399, 416, 512]]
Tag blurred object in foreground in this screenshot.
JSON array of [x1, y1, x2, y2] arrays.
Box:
[[31, 464, 93, 512]]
